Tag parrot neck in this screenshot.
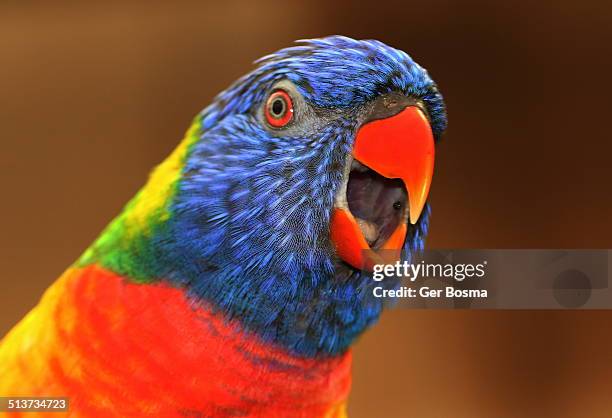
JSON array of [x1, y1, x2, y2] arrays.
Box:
[[2, 265, 350, 417], [76, 119, 203, 281], [77, 119, 385, 358]]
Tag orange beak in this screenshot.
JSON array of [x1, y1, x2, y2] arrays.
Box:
[[330, 106, 435, 270]]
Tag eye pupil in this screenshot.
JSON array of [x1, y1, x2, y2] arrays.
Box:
[[271, 98, 285, 116]]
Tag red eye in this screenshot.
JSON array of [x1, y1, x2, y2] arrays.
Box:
[[264, 89, 293, 128]]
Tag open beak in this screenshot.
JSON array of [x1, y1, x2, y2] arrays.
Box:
[[330, 104, 435, 270]]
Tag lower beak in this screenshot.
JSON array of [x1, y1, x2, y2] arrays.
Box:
[[330, 106, 435, 270]]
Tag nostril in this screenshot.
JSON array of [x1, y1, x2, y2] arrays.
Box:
[[385, 99, 398, 108]]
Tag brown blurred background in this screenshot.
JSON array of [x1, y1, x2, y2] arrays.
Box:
[[1, 1, 611, 417]]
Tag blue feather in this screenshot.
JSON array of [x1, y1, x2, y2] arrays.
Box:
[[116, 36, 446, 357]]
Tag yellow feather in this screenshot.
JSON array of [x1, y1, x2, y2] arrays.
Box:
[[125, 119, 200, 231]]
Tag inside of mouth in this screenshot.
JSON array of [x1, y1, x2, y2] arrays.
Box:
[[346, 159, 408, 249]]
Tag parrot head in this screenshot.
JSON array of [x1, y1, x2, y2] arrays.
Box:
[[80, 36, 447, 357]]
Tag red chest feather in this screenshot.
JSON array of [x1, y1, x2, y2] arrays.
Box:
[[0, 266, 351, 418]]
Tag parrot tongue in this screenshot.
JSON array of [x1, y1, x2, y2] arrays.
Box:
[[330, 105, 435, 271], [346, 159, 407, 249]]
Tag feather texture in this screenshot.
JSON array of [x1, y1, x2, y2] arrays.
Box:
[[0, 36, 447, 416], [0, 265, 350, 417]]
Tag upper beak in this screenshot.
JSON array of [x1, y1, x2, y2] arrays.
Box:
[[330, 104, 435, 270], [353, 106, 435, 224]]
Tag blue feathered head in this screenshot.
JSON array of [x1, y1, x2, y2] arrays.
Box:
[[85, 36, 447, 357]]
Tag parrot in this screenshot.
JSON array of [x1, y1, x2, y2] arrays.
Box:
[[0, 36, 446, 418]]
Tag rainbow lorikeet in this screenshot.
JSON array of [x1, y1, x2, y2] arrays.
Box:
[[0, 36, 446, 417]]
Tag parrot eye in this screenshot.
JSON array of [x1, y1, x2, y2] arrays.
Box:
[[264, 89, 294, 128]]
